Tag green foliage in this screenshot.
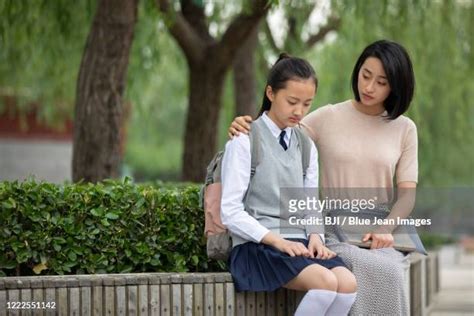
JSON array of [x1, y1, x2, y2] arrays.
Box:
[[0, 0, 471, 185], [309, 0, 473, 186], [0, 0, 96, 124], [419, 232, 455, 250], [0, 179, 225, 277], [123, 4, 188, 180]]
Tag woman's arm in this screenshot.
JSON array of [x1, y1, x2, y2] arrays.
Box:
[[228, 105, 327, 139], [362, 182, 417, 249], [384, 181, 417, 231], [363, 122, 418, 249]]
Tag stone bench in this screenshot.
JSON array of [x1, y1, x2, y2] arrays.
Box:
[[0, 252, 439, 316]]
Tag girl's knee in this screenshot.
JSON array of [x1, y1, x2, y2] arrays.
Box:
[[339, 271, 357, 293], [315, 270, 338, 292], [332, 267, 357, 293]]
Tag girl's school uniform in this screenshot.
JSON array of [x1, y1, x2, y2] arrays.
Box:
[[221, 113, 346, 292]]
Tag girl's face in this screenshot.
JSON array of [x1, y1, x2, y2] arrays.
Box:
[[266, 79, 315, 129], [357, 57, 391, 110]]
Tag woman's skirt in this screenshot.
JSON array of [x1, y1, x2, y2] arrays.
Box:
[[325, 225, 410, 316], [228, 238, 347, 292]]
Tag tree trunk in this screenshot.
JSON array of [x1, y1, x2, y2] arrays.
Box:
[[233, 25, 259, 118], [72, 0, 138, 183], [157, 0, 270, 182], [182, 58, 227, 182]]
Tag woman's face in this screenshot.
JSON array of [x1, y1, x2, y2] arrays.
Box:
[[357, 57, 391, 109], [266, 79, 315, 129]]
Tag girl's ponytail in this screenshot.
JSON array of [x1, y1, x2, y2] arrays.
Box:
[[275, 52, 291, 64]]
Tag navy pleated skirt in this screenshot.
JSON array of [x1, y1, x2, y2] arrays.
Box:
[[229, 238, 347, 292]]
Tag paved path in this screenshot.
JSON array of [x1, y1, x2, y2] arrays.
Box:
[[429, 245, 474, 316]]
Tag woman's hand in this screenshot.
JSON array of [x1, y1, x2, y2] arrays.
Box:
[[307, 234, 336, 260], [228, 115, 253, 138], [362, 231, 394, 249]]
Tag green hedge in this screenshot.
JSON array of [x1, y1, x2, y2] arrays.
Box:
[[0, 178, 225, 276], [419, 232, 455, 250]]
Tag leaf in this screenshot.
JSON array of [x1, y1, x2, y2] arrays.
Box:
[[33, 262, 48, 274], [68, 252, 77, 261], [2, 197, 16, 209], [0, 260, 17, 269], [134, 197, 146, 208], [105, 212, 119, 220], [120, 265, 133, 273], [90, 208, 103, 217]]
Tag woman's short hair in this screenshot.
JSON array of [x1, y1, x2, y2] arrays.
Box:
[[351, 40, 415, 120]]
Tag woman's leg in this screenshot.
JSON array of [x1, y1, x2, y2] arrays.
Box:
[[326, 267, 357, 316], [284, 264, 338, 315], [328, 242, 409, 315]]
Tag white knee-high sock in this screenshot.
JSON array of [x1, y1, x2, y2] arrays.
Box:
[[294, 289, 337, 316], [326, 292, 357, 316]]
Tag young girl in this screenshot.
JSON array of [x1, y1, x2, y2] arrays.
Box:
[[221, 54, 357, 316], [228, 40, 418, 315]]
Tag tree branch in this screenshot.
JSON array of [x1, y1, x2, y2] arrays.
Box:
[[216, 0, 271, 67], [263, 18, 280, 55], [180, 0, 212, 41], [288, 16, 297, 40], [156, 0, 206, 64], [306, 15, 341, 48]]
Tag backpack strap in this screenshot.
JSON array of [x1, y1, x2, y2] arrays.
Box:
[[249, 122, 261, 178], [294, 127, 312, 180]]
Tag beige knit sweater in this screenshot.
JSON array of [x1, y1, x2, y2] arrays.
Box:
[[301, 99, 418, 190]]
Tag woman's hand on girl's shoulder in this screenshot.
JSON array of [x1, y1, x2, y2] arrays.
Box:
[[228, 115, 253, 138], [308, 234, 336, 260]]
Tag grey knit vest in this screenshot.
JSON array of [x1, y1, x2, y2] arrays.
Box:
[[231, 117, 308, 248]]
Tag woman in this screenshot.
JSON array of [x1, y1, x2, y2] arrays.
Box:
[[228, 40, 418, 315]]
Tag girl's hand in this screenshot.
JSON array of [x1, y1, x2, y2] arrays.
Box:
[[362, 231, 394, 249], [274, 239, 311, 258], [228, 115, 253, 138], [308, 234, 336, 260]]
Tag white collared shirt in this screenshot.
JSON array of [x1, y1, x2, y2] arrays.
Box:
[[220, 112, 322, 243]]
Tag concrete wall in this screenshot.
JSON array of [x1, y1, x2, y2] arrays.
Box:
[[0, 139, 72, 183]]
